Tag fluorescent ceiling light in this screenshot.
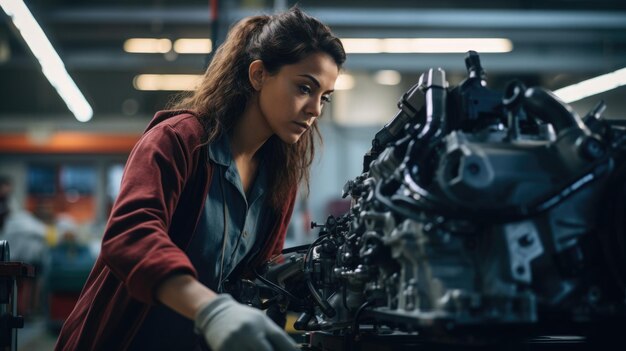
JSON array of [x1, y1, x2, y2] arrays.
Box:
[[341, 39, 382, 54], [374, 70, 401, 85], [124, 38, 212, 54], [124, 38, 172, 53], [128, 37, 512, 55], [134, 72, 355, 91], [133, 74, 203, 91], [1, 0, 93, 122], [174, 39, 212, 54], [341, 38, 512, 54], [335, 74, 355, 90], [553, 67, 626, 103]]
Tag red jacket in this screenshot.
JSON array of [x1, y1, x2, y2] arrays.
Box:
[[55, 111, 296, 350]]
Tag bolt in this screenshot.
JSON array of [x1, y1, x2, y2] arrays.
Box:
[[518, 234, 534, 247]]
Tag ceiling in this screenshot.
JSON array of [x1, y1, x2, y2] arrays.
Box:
[[1, 0, 626, 129]]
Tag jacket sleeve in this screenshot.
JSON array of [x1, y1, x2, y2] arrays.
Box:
[[100, 123, 199, 304]]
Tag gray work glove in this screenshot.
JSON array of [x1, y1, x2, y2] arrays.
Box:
[[194, 294, 298, 351]]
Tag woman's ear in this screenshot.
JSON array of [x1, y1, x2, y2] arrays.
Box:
[[249, 60, 265, 91]]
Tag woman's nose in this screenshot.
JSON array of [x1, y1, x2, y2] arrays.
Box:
[[306, 97, 322, 118]]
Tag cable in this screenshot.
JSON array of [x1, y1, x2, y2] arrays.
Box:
[[253, 267, 305, 304], [303, 234, 336, 317], [281, 244, 311, 254], [352, 300, 374, 336], [251, 234, 331, 309], [304, 234, 330, 273]]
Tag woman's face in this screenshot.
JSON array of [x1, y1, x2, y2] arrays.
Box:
[[255, 52, 340, 144]]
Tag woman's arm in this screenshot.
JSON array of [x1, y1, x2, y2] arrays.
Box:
[[155, 274, 216, 319], [100, 118, 203, 304]]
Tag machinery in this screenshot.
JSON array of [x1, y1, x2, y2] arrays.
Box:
[[230, 51, 626, 350], [0, 241, 34, 351]]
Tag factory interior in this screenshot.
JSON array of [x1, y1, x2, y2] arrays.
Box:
[[1, 0, 626, 350]]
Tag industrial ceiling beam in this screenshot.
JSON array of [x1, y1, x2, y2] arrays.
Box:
[[46, 7, 626, 30]]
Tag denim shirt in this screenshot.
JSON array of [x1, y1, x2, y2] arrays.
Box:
[[188, 132, 270, 292], [129, 133, 270, 350]]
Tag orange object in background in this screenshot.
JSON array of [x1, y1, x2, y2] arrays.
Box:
[[0, 132, 138, 154], [25, 195, 95, 226]]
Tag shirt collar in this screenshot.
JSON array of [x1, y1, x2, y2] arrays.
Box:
[[208, 132, 232, 167], [208, 132, 268, 201]]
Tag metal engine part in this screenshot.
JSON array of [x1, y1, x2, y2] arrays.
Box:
[[232, 51, 626, 349]]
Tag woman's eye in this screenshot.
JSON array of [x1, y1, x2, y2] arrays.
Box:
[[321, 95, 332, 104], [299, 85, 312, 95]]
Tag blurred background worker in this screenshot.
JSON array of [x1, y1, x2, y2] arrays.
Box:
[[45, 215, 94, 332], [0, 175, 47, 317]]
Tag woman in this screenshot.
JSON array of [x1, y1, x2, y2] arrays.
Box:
[[55, 7, 345, 351]]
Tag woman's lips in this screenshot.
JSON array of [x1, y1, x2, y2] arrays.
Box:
[[293, 121, 309, 131]]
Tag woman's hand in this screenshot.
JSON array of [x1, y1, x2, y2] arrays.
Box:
[[156, 274, 296, 350], [194, 294, 298, 351]]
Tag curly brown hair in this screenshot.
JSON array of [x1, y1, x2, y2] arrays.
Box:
[[169, 7, 345, 209]]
